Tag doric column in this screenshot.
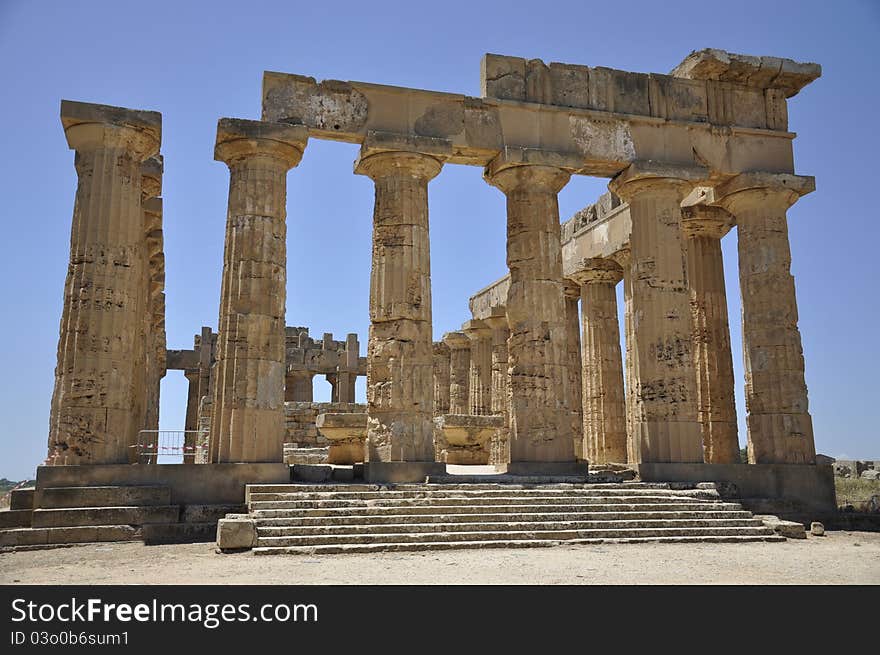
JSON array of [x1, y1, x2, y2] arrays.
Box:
[[681, 204, 740, 464], [563, 282, 584, 459], [715, 173, 816, 464], [48, 100, 160, 464], [611, 248, 637, 462], [285, 371, 314, 402], [463, 319, 493, 415], [432, 342, 451, 415], [570, 258, 627, 464], [141, 156, 164, 439], [609, 162, 706, 463], [183, 369, 200, 433], [355, 146, 443, 463], [484, 160, 576, 470], [210, 119, 307, 463], [483, 314, 510, 417], [443, 331, 471, 415]]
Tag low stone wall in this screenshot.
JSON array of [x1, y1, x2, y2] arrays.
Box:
[[285, 401, 366, 447]]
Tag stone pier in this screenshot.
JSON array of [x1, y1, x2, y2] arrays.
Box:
[[354, 136, 445, 470], [485, 156, 577, 473], [610, 163, 705, 463], [681, 204, 739, 464], [570, 258, 627, 464], [210, 119, 308, 463], [716, 173, 817, 464], [48, 100, 161, 465], [563, 282, 584, 459], [463, 319, 493, 416], [443, 331, 471, 416]]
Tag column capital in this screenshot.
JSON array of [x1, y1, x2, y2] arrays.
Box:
[[432, 341, 450, 357], [562, 280, 581, 299], [61, 99, 161, 158], [214, 118, 308, 169], [442, 330, 471, 351], [567, 257, 624, 286], [462, 319, 492, 340], [484, 162, 571, 195], [680, 204, 734, 239], [353, 149, 443, 181], [609, 160, 707, 202], [713, 172, 815, 212], [141, 155, 164, 200]]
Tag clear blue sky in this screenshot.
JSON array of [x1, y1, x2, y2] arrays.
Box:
[[1, 0, 877, 479]]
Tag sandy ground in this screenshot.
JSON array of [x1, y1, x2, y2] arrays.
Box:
[[1, 531, 878, 584]]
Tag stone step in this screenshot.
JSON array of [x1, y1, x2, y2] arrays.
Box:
[[142, 522, 218, 545], [253, 534, 785, 555], [31, 506, 181, 528], [257, 517, 766, 537], [0, 509, 32, 529], [247, 487, 717, 502], [250, 501, 743, 519], [256, 525, 777, 547], [251, 509, 756, 527], [38, 485, 172, 509], [246, 482, 671, 495], [10, 488, 35, 510], [0, 525, 140, 547], [428, 475, 591, 484]]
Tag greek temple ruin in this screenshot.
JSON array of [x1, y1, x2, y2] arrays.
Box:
[[0, 49, 840, 552]]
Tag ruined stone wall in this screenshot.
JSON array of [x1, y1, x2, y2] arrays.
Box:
[[285, 402, 367, 447]]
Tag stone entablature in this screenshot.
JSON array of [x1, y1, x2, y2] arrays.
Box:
[[285, 327, 366, 403]]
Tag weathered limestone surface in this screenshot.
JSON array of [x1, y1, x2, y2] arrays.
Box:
[[610, 162, 705, 463], [485, 159, 575, 465], [210, 119, 308, 463], [141, 157, 165, 440], [563, 282, 584, 459], [570, 258, 627, 464], [432, 342, 451, 415], [48, 100, 161, 464], [463, 319, 493, 416], [483, 314, 511, 464], [315, 412, 367, 464], [285, 401, 366, 447], [681, 204, 739, 464], [443, 331, 471, 416], [716, 173, 816, 464], [614, 249, 637, 463], [355, 142, 444, 463], [285, 327, 365, 403]]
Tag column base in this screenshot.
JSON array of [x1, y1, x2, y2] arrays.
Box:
[[506, 461, 589, 476], [364, 461, 446, 483]]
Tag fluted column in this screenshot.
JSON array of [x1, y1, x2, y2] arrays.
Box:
[[463, 319, 493, 415], [609, 162, 706, 463], [570, 258, 627, 464], [355, 149, 443, 462], [141, 155, 164, 439], [432, 342, 451, 415], [443, 331, 471, 415], [48, 100, 160, 464], [681, 205, 739, 464], [485, 160, 575, 469], [210, 119, 307, 463], [715, 173, 816, 464], [563, 282, 584, 459], [483, 315, 510, 417], [612, 248, 637, 463], [183, 369, 200, 433]]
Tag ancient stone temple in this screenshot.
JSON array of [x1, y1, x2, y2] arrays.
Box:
[[0, 48, 837, 552]]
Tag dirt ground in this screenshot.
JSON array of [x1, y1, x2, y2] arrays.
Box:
[[1, 531, 878, 584]]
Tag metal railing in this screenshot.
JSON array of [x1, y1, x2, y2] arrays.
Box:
[[133, 430, 208, 464]]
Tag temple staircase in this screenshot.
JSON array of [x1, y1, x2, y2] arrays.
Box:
[[234, 481, 783, 555]]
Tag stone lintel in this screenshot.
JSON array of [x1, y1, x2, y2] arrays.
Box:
[[214, 117, 308, 166], [357, 130, 453, 161], [469, 274, 510, 320], [485, 146, 584, 179], [61, 99, 162, 149], [166, 349, 200, 370], [671, 48, 821, 98]]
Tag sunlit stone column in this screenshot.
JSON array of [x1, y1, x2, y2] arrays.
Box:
[[485, 158, 577, 473], [570, 258, 627, 464], [715, 173, 816, 464], [463, 319, 493, 416], [681, 204, 739, 464], [432, 342, 451, 415], [563, 282, 584, 459], [48, 100, 160, 464], [610, 248, 637, 463], [443, 331, 471, 415], [483, 314, 510, 417], [141, 156, 164, 441], [355, 147, 443, 464], [210, 119, 307, 463], [183, 369, 200, 433], [609, 162, 705, 463]]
